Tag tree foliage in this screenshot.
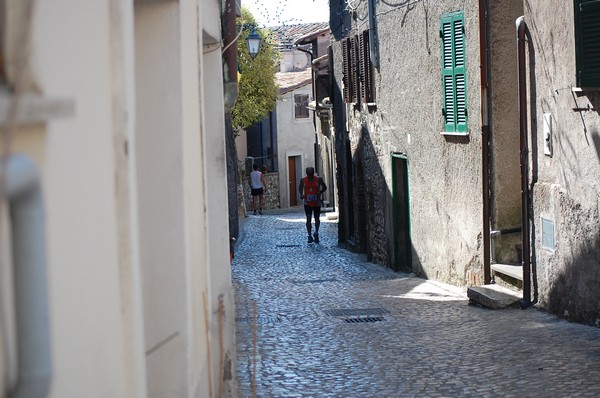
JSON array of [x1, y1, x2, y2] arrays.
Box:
[[231, 9, 279, 129]]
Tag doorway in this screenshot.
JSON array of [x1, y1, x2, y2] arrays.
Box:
[[392, 154, 411, 272], [288, 156, 300, 206]]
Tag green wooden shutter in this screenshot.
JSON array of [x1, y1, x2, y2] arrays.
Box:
[[441, 12, 468, 133], [574, 0, 600, 87]]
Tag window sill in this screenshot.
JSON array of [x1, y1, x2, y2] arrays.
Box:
[[0, 92, 75, 127], [440, 131, 469, 137]]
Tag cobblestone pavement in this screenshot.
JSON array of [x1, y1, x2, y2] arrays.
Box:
[[232, 210, 600, 398]]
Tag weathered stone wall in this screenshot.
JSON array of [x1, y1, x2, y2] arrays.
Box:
[[524, 2, 600, 327], [243, 172, 280, 211], [332, 1, 484, 286]]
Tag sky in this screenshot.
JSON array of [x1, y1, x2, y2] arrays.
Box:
[[242, 0, 329, 27]]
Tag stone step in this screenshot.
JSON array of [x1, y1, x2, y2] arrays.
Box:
[[467, 284, 521, 309], [491, 263, 523, 281]]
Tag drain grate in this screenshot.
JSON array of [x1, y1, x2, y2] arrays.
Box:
[[291, 278, 337, 285], [275, 244, 301, 248], [235, 316, 284, 324], [323, 308, 389, 317], [275, 227, 299, 230], [343, 317, 385, 323]]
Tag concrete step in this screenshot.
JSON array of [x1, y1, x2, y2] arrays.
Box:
[[467, 284, 521, 309], [491, 263, 523, 281]]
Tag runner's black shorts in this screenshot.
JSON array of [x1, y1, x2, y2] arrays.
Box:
[[251, 188, 264, 196], [304, 205, 321, 218]]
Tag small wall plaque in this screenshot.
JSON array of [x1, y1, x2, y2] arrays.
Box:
[[541, 217, 555, 251]]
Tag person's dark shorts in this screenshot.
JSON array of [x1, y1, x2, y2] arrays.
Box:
[[251, 188, 264, 196], [304, 205, 321, 218]]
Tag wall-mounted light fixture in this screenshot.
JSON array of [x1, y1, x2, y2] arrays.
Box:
[[246, 27, 261, 59]]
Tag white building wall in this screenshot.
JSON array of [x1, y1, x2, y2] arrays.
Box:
[[276, 84, 316, 208], [0, 0, 236, 396]]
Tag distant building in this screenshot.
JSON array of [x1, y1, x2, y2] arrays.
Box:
[[239, 22, 332, 210]]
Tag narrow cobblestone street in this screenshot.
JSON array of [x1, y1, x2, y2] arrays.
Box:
[[232, 209, 600, 397]]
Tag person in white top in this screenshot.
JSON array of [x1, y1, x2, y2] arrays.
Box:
[[248, 163, 267, 215]]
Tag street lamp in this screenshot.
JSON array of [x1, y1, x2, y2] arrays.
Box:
[[246, 27, 262, 59]]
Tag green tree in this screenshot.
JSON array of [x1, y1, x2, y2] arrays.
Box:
[[231, 9, 279, 129]]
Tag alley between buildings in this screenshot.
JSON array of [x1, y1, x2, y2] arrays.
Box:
[[232, 209, 600, 397]]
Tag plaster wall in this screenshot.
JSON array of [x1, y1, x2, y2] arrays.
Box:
[[488, 0, 523, 231], [134, 3, 189, 395], [336, 0, 484, 285], [0, 0, 238, 396], [524, 1, 600, 327], [2, 0, 144, 396], [235, 128, 248, 162], [280, 50, 311, 72], [276, 85, 316, 208]]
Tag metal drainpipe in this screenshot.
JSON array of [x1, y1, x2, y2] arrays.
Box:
[[367, 0, 379, 69], [516, 16, 532, 307], [2, 155, 52, 398], [222, 0, 239, 113], [479, 0, 492, 285]]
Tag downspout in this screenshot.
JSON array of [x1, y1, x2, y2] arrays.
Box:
[[223, 0, 239, 113], [367, 0, 379, 69], [516, 16, 532, 307], [2, 155, 52, 398], [479, 0, 492, 284]]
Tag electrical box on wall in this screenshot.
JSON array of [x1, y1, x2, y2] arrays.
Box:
[[543, 113, 552, 156]]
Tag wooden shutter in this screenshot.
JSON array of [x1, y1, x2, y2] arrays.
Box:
[[359, 30, 375, 104], [441, 12, 468, 133], [574, 0, 600, 87], [454, 18, 467, 131], [350, 35, 360, 103], [294, 94, 309, 118], [342, 38, 351, 103]]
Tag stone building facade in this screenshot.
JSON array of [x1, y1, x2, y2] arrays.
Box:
[[328, 0, 600, 326]]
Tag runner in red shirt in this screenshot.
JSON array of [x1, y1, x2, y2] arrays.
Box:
[[298, 167, 327, 243]]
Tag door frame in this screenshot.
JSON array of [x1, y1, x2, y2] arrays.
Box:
[[392, 153, 412, 271], [286, 152, 303, 207]]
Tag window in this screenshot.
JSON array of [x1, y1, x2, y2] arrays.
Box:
[[574, 0, 600, 87], [341, 31, 375, 104], [294, 94, 309, 119], [441, 11, 468, 133]]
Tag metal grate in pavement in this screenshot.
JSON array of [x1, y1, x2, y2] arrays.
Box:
[[290, 278, 337, 285], [275, 244, 301, 248], [275, 227, 299, 230], [235, 316, 284, 324], [343, 317, 385, 323], [323, 308, 389, 317]]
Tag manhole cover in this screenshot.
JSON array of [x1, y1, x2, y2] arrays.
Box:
[[343, 317, 385, 323], [323, 308, 389, 317]]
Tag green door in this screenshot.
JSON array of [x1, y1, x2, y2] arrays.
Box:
[[392, 154, 411, 271]]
